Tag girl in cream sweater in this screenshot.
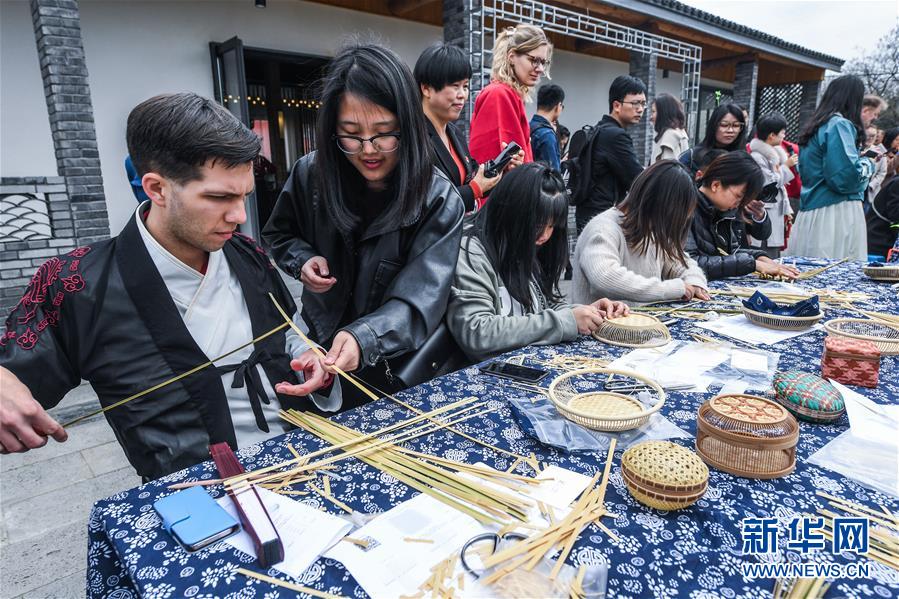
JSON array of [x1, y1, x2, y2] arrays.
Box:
[[572, 160, 709, 305]]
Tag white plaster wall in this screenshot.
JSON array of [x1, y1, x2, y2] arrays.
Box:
[[77, 0, 443, 232], [0, 0, 58, 178]]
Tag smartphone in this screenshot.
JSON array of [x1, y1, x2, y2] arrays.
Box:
[[479, 360, 548, 383], [483, 141, 522, 177], [863, 149, 881, 159], [154, 486, 241, 552]]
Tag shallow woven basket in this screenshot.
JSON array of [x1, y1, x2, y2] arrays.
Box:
[[591, 314, 671, 348], [863, 264, 899, 282], [741, 306, 822, 331], [696, 394, 798, 479], [621, 441, 708, 511], [824, 318, 899, 355], [547, 367, 666, 432]]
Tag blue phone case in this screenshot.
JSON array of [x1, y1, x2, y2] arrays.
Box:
[[153, 487, 239, 550]]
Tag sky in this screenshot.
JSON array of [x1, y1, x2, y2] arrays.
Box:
[[679, 0, 897, 64]]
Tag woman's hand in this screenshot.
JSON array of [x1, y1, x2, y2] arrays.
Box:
[[744, 199, 766, 221], [682, 284, 710, 301], [300, 256, 337, 293], [323, 331, 361, 374], [592, 298, 629, 318], [275, 349, 334, 396], [501, 142, 525, 172], [756, 256, 800, 280], [473, 163, 501, 194], [786, 154, 799, 169], [572, 305, 606, 335]]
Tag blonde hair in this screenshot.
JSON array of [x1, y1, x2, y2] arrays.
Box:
[[490, 24, 552, 101]]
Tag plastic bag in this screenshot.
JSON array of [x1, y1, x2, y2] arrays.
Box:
[[507, 394, 690, 453]]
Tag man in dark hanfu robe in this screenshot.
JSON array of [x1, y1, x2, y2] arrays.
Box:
[[0, 93, 339, 480]]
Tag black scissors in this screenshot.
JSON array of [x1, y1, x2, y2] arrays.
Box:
[[459, 532, 528, 579]]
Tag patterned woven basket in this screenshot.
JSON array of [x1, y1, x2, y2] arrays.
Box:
[[621, 441, 708, 511], [824, 318, 899, 355], [741, 306, 822, 331], [592, 314, 671, 348], [547, 367, 666, 432], [771, 371, 845, 423], [863, 264, 899, 282], [696, 394, 798, 479]]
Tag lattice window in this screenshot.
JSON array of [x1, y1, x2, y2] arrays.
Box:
[[756, 83, 802, 140], [0, 193, 51, 241]]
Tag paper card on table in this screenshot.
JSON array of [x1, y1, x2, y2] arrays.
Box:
[[696, 314, 822, 345], [217, 487, 351, 579], [526, 465, 593, 510], [324, 492, 484, 598], [730, 350, 769, 372], [829, 379, 899, 443], [719, 380, 749, 396]]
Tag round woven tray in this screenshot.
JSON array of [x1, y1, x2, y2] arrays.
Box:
[[621, 441, 708, 511], [695, 394, 798, 479], [591, 314, 671, 348], [741, 306, 822, 331], [863, 264, 899, 282], [824, 318, 899, 355], [547, 367, 666, 432]]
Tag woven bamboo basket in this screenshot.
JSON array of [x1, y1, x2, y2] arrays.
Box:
[[741, 306, 822, 331], [863, 264, 899, 282], [824, 318, 899, 355], [621, 441, 708, 511], [696, 394, 798, 479], [591, 314, 671, 348], [547, 367, 666, 432]]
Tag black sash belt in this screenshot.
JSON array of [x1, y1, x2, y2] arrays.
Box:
[[217, 347, 273, 433]]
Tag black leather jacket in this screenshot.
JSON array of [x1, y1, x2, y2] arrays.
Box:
[[686, 191, 771, 280], [262, 153, 464, 369]]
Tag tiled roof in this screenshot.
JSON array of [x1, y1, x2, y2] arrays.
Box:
[[638, 0, 844, 67]]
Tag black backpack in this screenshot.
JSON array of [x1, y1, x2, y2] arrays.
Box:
[[565, 122, 613, 206]]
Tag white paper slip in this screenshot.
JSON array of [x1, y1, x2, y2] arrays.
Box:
[[324, 492, 484, 598], [217, 487, 351, 579], [730, 349, 769, 372], [718, 380, 749, 396], [830, 379, 899, 443], [696, 314, 822, 345], [526, 465, 593, 510]]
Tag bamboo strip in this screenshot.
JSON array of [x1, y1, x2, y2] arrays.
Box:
[[63, 321, 290, 428], [237, 568, 346, 599], [343, 537, 370, 548], [308, 483, 353, 514], [404, 537, 435, 544]]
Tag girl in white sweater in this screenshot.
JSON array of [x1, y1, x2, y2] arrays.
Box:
[[572, 160, 709, 305]]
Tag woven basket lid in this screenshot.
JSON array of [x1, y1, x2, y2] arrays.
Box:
[[708, 394, 788, 425], [621, 441, 709, 491], [772, 371, 844, 414], [602, 314, 663, 329], [593, 314, 671, 348]]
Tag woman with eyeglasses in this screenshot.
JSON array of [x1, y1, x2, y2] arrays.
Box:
[[685, 152, 800, 281], [263, 42, 464, 409], [468, 24, 551, 168], [447, 162, 627, 363], [679, 103, 748, 176], [414, 43, 500, 212]]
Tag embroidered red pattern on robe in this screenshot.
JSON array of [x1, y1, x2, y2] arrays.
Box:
[[1, 246, 91, 350]]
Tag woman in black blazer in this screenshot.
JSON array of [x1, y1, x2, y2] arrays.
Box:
[[414, 44, 500, 211]]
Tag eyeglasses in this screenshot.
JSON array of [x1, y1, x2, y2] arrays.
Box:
[[520, 53, 550, 70], [620, 100, 647, 109], [332, 133, 400, 154], [718, 122, 744, 131]]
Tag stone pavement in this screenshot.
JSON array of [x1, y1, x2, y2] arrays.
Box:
[[0, 273, 571, 598]]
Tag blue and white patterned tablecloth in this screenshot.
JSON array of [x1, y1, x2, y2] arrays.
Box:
[[86, 260, 899, 599]]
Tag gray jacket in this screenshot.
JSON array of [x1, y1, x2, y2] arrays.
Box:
[[447, 235, 578, 363]]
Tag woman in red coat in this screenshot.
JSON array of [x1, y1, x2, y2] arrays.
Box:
[[469, 24, 552, 167]]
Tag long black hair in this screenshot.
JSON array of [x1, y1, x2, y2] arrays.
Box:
[[619, 160, 697, 266], [653, 93, 686, 142], [314, 42, 432, 234], [699, 151, 765, 210], [464, 163, 569, 311], [698, 103, 746, 152], [797, 74, 865, 147]]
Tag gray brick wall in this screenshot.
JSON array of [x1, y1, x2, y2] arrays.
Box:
[[443, 0, 481, 136], [798, 80, 822, 136], [629, 51, 657, 166], [0, 1, 108, 317], [733, 59, 759, 131]]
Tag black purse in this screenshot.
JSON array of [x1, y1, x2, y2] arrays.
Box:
[[390, 321, 471, 389]]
